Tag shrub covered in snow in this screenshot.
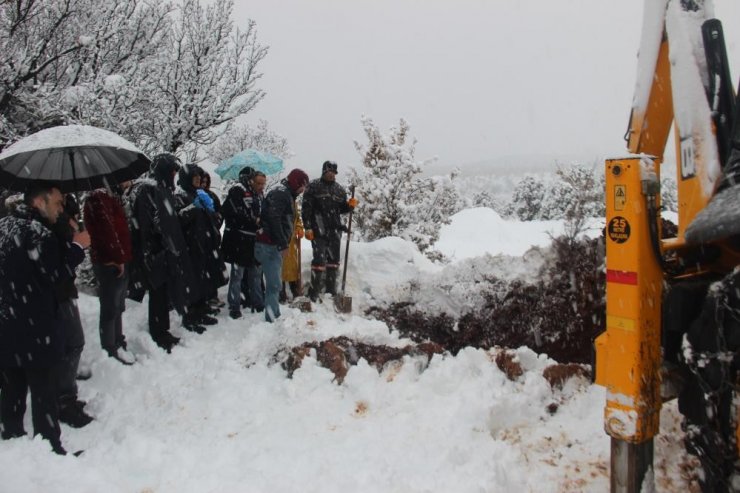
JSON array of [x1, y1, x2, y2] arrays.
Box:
[[350, 116, 460, 253], [368, 233, 607, 365]]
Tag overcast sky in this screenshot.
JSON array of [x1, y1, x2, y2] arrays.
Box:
[[233, 0, 740, 174]]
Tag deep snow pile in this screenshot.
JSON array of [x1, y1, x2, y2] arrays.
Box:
[[0, 208, 696, 492]]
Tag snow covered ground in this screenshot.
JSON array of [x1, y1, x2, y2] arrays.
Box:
[[0, 208, 695, 492]]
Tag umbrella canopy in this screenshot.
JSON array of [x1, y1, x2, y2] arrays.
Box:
[[214, 149, 284, 181], [0, 124, 151, 193]]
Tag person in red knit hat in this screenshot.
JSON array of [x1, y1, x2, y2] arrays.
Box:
[[83, 182, 137, 365], [255, 168, 309, 322]]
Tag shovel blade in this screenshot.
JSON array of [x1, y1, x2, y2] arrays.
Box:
[[334, 294, 352, 313], [290, 297, 313, 313]]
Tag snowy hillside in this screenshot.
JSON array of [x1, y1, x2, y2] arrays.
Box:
[[0, 208, 696, 492]]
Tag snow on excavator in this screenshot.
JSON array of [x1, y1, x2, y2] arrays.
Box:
[[594, 0, 739, 491]]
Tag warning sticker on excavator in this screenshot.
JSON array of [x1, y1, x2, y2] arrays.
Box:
[[608, 216, 630, 243], [614, 185, 626, 211]]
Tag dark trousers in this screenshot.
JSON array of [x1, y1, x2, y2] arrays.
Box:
[[94, 263, 129, 354], [58, 300, 84, 400], [148, 283, 170, 340], [310, 230, 342, 269], [1, 366, 62, 451]]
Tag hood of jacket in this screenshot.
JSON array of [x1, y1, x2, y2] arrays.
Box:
[[150, 153, 181, 190], [178, 164, 204, 195]]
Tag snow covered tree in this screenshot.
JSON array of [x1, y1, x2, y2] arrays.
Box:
[[351, 116, 458, 253], [549, 163, 604, 219], [208, 119, 292, 163], [1, 0, 269, 161], [140, 0, 267, 158], [0, 0, 174, 149], [661, 175, 678, 212], [0, 0, 94, 146], [506, 164, 604, 223], [53, 0, 174, 145], [471, 190, 499, 210], [505, 175, 546, 220]]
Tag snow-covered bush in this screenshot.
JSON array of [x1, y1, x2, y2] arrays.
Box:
[[369, 233, 607, 364], [350, 116, 460, 253]]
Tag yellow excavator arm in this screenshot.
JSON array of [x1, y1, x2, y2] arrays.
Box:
[[596, 1, 738, 491]]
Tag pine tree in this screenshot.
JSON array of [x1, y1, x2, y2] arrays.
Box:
[[351, 116, 458, 253]]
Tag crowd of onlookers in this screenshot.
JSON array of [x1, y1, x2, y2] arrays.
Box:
[[0, 154, 356, 455]]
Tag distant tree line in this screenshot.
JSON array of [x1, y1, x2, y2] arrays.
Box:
[[504, 167, 678, 221]]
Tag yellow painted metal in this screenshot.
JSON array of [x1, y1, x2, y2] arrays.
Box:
[[601, 157, 663, 443], [626, 38, 674, 159], [673, 123, 719, 243], [624, 36, 719, 248]]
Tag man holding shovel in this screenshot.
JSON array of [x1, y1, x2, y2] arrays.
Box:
[[302, 161, 358, 302]]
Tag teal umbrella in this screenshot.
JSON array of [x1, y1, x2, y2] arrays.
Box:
[[214, 149, 284, 180]]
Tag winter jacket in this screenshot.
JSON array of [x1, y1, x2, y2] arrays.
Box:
[[281, 202, 304, 283], [0, 188, 15, 219], [83, 188, 133, 265], [205, 189, 223, 225], [49, 210, 82, 301], [0, 204, 83, 368], [173, 166, 227, 295], [257, 181, 298, 251], [221, 183, 261, 266], [302, 178, 351, 237], [123, 160, 198, 314]]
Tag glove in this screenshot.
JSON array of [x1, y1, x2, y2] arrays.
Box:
[[295, 226, 304, 239], [305, 229, 315, 241], [347, 197, 358, 208], [194, 189, 215, 212]]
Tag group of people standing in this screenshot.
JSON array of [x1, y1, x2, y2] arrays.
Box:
[[0, 154, 357, 455]]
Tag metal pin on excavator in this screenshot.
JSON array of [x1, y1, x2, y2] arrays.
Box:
[[594, 1, 739, 491]]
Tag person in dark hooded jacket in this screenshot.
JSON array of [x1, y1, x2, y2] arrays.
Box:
[[0, 182, 86, 455], [174, 164, 227, 329], [221, 167, 265, 318], [123, 154, 198, 352], [255, 168, 309, 322]]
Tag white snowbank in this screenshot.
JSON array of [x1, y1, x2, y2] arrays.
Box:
[[0, 208, 693, 492]]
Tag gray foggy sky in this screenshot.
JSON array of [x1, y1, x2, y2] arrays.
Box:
[[232, 0, 740, 173]]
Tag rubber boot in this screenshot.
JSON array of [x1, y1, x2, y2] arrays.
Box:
[[325, 269, 338, 296], [309, 270, 325, 302]]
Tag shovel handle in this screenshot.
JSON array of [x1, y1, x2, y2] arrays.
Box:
[[340, 185, 355, 294]]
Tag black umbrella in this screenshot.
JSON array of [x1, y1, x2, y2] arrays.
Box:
[[0, 125, 150, 193]]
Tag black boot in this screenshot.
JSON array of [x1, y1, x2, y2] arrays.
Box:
[[58, 395, 93, 429], [309, 270, 325, 301], [325, 269, 338, 296], [153, 332, 180, 353]]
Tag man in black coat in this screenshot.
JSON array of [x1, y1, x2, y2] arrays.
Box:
[[255, 168, 309, 322], [302, 161, 357, 300], [221, 167, 265, 319], [49, 195, 94, 428], [0, 182, 86, 455], [174, 164, 227, 330], [124, 153, 198, 352]]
